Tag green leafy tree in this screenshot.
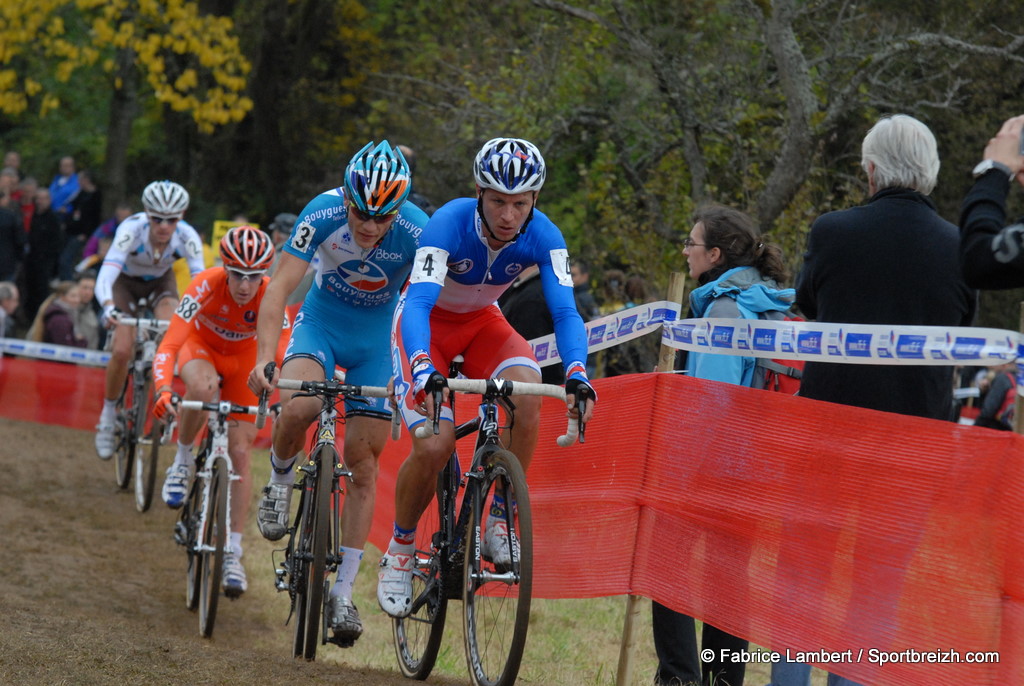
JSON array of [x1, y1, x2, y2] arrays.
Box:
[[0, 0, 252, 207]]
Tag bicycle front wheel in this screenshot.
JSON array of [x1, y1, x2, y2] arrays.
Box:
[[463, 449, 533, 686], [134, 415, 163, 513], [297, 446, 333, 661], [199, 456, 228, 638], [393, 472, 448, 679], [113, 380, 134, 490]]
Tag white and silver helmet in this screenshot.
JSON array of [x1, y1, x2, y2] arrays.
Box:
[[141, 180, 190, 216], [473, 138, 546, 195]]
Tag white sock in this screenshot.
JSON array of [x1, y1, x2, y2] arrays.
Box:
[[229, 532, 243, 558], [173, 441, 192, 469], [269, 451, 297, 485], [330, 547, 363, 599], [100, 399, 117, 422], [387, 539, 415, 556]]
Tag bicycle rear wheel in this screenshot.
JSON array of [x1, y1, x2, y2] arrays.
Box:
[[463, 449, 533, 686], [182, 479, 203, 611], [199, 456, 228, 638], [289, 482, 309, 658], [393, 472, 449, 679]]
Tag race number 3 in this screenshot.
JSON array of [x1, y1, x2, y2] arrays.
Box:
[[289, 223, 315, 252], [410, 247, 449, 285], [175, 294, 200, 322], [549, 248, 573, 287]]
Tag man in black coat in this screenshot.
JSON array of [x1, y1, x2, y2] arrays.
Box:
[[0, 193, 24, 282], [960, 114, 1024, 288], [795, 114, 976, 421], [773, 114, 977, 686], [25, 188, 63, 322]]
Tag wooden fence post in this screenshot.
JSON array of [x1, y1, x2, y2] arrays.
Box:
[[615, 271, 688, 686]]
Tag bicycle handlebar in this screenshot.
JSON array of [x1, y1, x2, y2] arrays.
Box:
[[113, 315, 169, 332], [178, 399, 270, 416], [412, 378, 584, 446], [277, 378, 390, 398]]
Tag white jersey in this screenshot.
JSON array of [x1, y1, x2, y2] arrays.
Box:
[[95, 212, 205, 306]]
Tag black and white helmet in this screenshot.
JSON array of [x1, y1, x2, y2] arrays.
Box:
[[473, 138, 546, 195], [141, 180, 189, 216]]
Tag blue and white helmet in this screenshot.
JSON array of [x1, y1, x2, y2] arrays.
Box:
[[473, 137, 546, 195], [343, 140, 411, 216]]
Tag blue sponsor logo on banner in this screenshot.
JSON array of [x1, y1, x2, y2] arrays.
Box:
[[752, 328, 777, 352], [653, 306, 675, 323], [617, 314, 637, 336], [535, 342, 551, 361], [951, 337, 985, 360], [845, 333, 872, 357], [711, 325, 734, 348], [896, 335, 926, 358], [797, 330, 822, 355], [588, 324, 606, 346], [672, 324, 694, 343]]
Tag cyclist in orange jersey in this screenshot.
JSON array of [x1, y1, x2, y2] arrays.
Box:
[[151, 226, 288, 597]]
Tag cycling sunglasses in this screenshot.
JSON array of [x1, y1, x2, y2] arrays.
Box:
[[348, 205, 399, 225]]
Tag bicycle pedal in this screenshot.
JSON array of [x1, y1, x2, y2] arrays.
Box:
[[326, 634, 357, 649]]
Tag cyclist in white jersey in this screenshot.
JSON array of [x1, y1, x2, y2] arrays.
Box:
[[94, 180, 205, 459]]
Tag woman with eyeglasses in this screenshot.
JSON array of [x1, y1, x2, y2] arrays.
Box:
[[151, 225, 288, 598], [653, 204, 795, 686]]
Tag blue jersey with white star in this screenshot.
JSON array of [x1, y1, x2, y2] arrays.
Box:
[[283, 188, 425, 325], [403, 197, 588, 373]]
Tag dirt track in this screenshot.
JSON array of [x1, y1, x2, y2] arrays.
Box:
[[0, 417, 465, 686]]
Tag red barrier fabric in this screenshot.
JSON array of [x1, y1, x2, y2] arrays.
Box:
[[2, 357, 1020, 684]]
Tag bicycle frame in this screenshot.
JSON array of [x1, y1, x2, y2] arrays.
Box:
[[271, 377, 389, 660], [395, 375, 581, 686], [174, 398, 262, 638], [187, 401, 240, 572], [111, 306, 168, 498]]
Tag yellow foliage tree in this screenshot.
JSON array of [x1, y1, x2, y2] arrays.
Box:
[[0, 0, 252, 133]]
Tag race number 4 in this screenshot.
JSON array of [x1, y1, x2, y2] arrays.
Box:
[[549, 248, 573, 287], [410, 247, 449, 285]]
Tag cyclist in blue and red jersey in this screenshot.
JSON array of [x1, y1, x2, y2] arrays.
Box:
[[247, 140, 426, 647], [378, 137, 596, 618]]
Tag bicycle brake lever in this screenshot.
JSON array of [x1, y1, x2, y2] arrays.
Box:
[[430, 387, 443, 435], [575, 387, 590, 444], [256, 361, 276, 429]]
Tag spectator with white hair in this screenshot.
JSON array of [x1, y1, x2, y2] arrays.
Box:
[[771, 114, 977, 686]]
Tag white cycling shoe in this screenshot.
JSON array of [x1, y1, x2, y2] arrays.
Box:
[[377, 551, 414, 618], [482, 519, 519, 568], [95, 422, 116, 460]]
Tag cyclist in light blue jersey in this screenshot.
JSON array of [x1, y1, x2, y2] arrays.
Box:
[[378, 137, 596, 618], [248, 140, 426, 647]]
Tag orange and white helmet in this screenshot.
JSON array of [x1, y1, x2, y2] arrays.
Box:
[[219, 226, 274, 273]]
